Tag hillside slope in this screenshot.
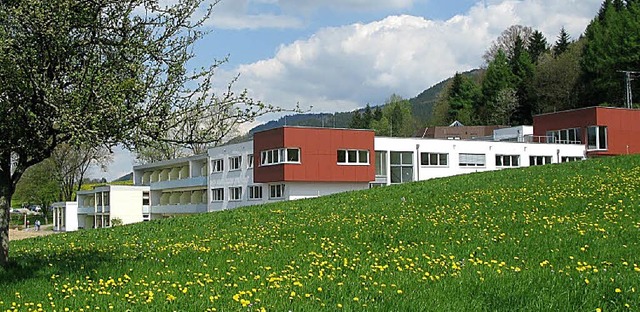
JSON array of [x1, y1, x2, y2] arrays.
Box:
[[2, 156, 640, 311]]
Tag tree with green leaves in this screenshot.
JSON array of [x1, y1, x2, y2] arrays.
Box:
[[0, 0, 283, 267], [13, 159, 60, 224], [553, 27, 572, 57], [534, 40, 585, 113], [581, 0, 640, 106], [371, 95, 416, 137], [349, 110, 364, 129]]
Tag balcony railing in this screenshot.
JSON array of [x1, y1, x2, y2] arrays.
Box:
[[522, 135, 582, 145]]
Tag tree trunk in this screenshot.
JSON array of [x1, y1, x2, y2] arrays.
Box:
[[0, 188, 11, 268]]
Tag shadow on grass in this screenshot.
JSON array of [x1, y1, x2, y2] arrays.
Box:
[[0, 245, 120, 287]]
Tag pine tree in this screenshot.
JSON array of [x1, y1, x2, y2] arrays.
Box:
[[509, 37, 536, 125], [362, 104, 373, 128], [527, 30, 548, 64], [553, 27, 572, 57], [478, 50, 516, 124], [447, 73, 479, 125], [349, 111, 364, 129]]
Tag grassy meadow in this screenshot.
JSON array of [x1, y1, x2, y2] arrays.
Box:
[[2, 155, 640, 311]]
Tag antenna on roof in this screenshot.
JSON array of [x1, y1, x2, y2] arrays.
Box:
[[619, 70, 639, 108]]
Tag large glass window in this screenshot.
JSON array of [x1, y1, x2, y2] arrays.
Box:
[[495, 155, 519, 167], [375, 151, 387, 176], [587, 126, 608, 150], [390, 152, 413, 184], [459, 153, 486, 167], [337, 149, 369, 164], [421, 152, 448, 166], [546, 128, 581, 144], [261, 148, 301, 166]]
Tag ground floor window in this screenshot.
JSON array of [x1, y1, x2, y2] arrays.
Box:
[[212, 188, 224, 202], [459, 153, 486, 167], [248, 185, 263, 200], [562, 156, 583, 163], [269, 184, 285, 199], [530, 156, 552, 166], [229, 187, 242, 201], [495, 155, 519, 167], [375, 151, 387, 177], [421, 152, 448, 166], [390, 151, 413, 184]]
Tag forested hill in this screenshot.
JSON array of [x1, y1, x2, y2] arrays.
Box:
[[249, 69, 482, 134]]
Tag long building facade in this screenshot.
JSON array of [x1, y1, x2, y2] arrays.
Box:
[[52, 106, 640, 231], [131, 126, 585, 220]]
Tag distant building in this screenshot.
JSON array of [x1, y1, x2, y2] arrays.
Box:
[[533, 106, 640, 157], [419, 121, 504, 140]]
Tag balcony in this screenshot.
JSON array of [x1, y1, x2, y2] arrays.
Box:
[[149, 203, 208, 214], [150, 176, 207, 190]]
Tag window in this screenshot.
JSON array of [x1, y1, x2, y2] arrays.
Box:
[[211, 188, 224, 202], [546, 128, 581, 144], [103, 192, 110, 206], [459, 153, 486, 167], [421, 152, 448, 166], [248, 185, 263, 200], [337, 149, 369, 164], [261, 148, 301, 166], [562, 156, 583, 163], [587, 126, 608, 150], [229, 187, 242, 201], [142, 192, 150, 205], [390, 152, 413, 184], [495, 155, 520, 167], [212, 159, 224, 173], [375, 151, 387, 176], [248, 154, 254, 168], [529, 156, 552, 166], [229, 156, 242, 171], [269, 184, 285, 199]]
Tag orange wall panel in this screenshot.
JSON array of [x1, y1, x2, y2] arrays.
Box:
[[254, 127, 375, 183]]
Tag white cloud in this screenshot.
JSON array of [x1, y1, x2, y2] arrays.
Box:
[[217, 0, 601, 117], [208, 0, 303, 29], [277, 0, 417, 12]]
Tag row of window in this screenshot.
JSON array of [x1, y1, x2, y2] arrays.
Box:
[[211, 184, 285, 201], [261, 148, 300, 166], [375, 151, 581, 183], [212, 155, 255, 173]]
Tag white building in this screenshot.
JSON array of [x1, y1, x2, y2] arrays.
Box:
[[74, 185, 150, 229]]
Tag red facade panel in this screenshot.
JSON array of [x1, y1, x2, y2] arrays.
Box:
[[533, 107, 640, 156], [253, 127, 375, 183]]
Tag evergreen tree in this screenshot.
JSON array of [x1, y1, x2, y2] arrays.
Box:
[[527, 30, 548, 64], [349, 111, 364, 129], [478, 50, 516, 124], [362, 104, 374, 128], [509, 37, 536, 125], [446, 73, 479, 125], [373, 106, 383, 121], [581, 0, 640, 106], [553, 27, 572, 57]]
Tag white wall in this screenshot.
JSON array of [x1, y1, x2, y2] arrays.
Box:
[[208, 141, 257, 211], [110, 185, 148, 225], [287, 182, 369, 199], [374, 137, 586, 183]]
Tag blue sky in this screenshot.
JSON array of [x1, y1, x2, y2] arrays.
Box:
[[94, 0, 603, 180]]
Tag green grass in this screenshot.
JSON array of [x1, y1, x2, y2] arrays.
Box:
[[2, 155, 640, 311]]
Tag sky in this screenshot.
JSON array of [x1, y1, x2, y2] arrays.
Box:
[[92, 0, 603, 181]]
